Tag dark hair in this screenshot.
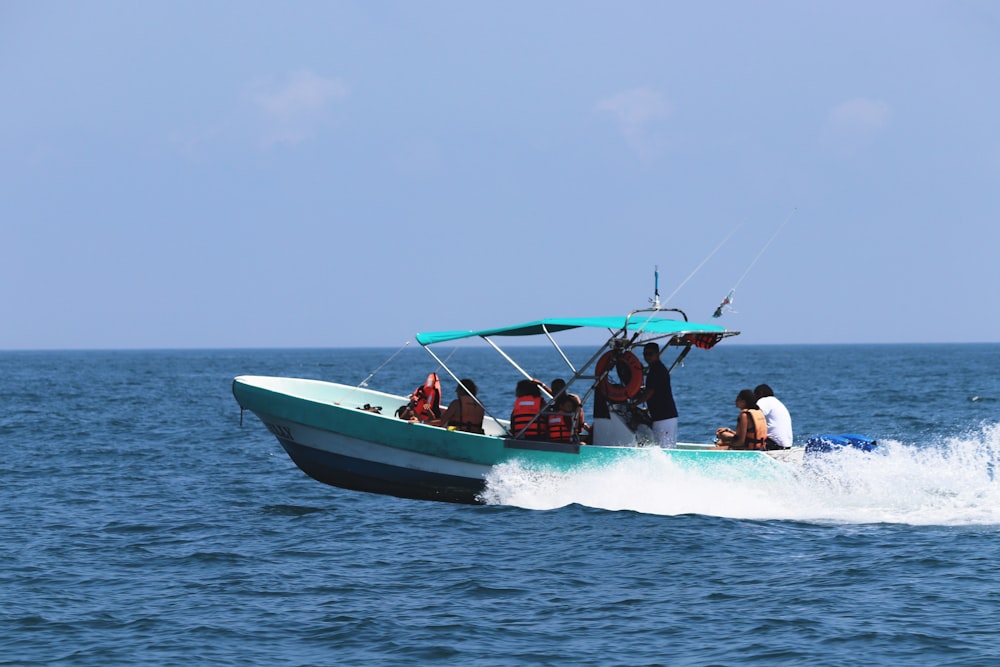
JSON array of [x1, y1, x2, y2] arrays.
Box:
[[643, 342, 660, 355], [550, 378, 566, 394], [457, 379, 478, 397], [516, 379, 541, 397], [737, 389, 758, 409], [754, 384, 774, 399]]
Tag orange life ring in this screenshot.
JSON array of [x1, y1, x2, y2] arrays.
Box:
[[596, 350, 643, 403]]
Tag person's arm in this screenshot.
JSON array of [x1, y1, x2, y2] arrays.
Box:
[[632, 381, 653, 405], [633, 366, 659, 404], [430, 400, 458, 427], [716, 412, 749, 447], [730, 412, 750, 448]]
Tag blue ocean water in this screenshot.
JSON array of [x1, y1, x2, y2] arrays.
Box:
[[2, 344, 1000, 665]]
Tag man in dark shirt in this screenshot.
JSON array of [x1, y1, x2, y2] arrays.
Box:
[[636, 342, 678, 448]]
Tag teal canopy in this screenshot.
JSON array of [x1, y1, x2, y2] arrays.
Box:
[[415, 316, 735, 346]]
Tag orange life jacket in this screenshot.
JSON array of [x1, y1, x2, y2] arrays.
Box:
[[743, 408, 768, 450], [409, 373, 441, 422], [546, 412, 573, 443], [511, 396, 544, 438], [445, 396, 485, 434]]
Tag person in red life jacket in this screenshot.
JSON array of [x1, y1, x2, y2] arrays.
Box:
[[546, 394, 591, 444], [712, 388, 768, 450], [546, 395, 575, 443], [549, 378, 587, 433], [430, 378, 485, 434], [510, 378, 545, 439]]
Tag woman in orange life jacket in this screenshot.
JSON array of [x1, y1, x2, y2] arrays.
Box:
[[510, 378, 545, 439], [430, 379, 485, 434], [712, 388, 768, 450]]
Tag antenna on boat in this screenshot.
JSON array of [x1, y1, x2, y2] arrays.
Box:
[[357, 341, 410, 388], [649, 265, 661, 309], [713, 208, 796, 318]]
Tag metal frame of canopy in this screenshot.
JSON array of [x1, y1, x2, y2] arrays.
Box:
[[415, 308, 740, 440]]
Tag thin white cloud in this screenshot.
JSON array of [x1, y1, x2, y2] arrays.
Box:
[[822, 97, 891, 153], [251, 69, 349, 147], [597, 87, 671, 158]]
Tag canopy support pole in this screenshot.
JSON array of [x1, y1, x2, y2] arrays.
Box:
[[542, 325, 578, 376], [421, 345, 507, 436], [482, 337, 545, 393]]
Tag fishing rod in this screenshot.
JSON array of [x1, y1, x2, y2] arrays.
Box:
[[357, 337, 466, 391], [662, 222, 744, 306], [357, 341, 410, 388], [712, 208, 796, 318]]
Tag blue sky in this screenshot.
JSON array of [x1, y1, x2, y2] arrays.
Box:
[[3, 1, 998, 349]]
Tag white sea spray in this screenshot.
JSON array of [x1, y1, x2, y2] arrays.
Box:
[[484, 423, 1000, 526]]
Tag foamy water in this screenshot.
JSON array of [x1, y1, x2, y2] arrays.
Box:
[[485, 423, 1000, 525]]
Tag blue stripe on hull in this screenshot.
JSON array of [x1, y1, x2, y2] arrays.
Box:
[[277, 438, 486, 505]]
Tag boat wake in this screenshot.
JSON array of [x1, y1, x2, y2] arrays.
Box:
[[481, 423, 1000, 526]]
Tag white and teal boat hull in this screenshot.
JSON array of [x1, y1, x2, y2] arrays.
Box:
[[233, 375, 800, 504]]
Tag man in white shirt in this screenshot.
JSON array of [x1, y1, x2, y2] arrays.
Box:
[[754, 384, 793, 449]]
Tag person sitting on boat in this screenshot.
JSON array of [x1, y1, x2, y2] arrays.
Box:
[[753, 384, 793, 450], [546, 394, 591, 444], [430, 378, 485, 434], [630, 342, 678, 448], [712, 389, 768, 450], [549, 378, 586, 430], [510, 378, 545, 439]]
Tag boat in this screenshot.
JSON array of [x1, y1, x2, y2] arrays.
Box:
[[233, 306, 827, 504]]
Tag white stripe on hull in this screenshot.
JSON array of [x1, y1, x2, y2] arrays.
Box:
[[263, 415, 491, 481]]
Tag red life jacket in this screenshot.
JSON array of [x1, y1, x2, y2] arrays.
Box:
[[409, 373, 441, 422], [547, 413, 572, 443], [511, 396, 544, 438]]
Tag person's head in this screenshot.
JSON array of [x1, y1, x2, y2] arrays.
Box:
[[753, 384, 774, 399], [516, 378, 540, 397], [559, 394, 579, 413], [736, 388, 758, 409], [457, 379, 478, 397], [642, 342, 660, 362], [550, 378, 566, 395]]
